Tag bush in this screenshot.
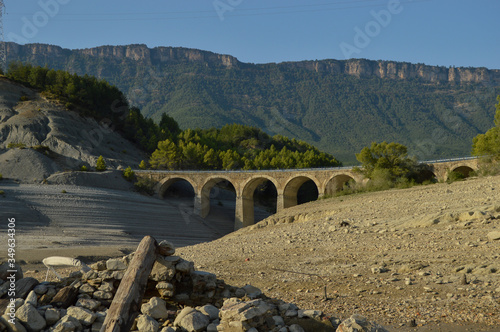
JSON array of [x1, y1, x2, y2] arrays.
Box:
[[122, 166, 135, 181], [80, 165, 88, 172], [0, 173, 2, 181], [96, 155, 106, 172], [19, 95, 29, 102], [61, 190, 67, 194], [0, 190, 5, 196], [7, 142, 26, 149], [139, 160, 147, 170], [134, 177, 156, 195]]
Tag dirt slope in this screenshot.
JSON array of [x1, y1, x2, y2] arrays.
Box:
[[0, 77, 146, 182]]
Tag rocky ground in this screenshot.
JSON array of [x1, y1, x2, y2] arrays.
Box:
[[177, 175, 500, 331], [1, 175, 500, 331]]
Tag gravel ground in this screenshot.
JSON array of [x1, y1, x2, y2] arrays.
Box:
[[177, 175, 500, 331]]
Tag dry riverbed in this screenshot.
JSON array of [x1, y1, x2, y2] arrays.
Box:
[[2, 175, 500, 331]]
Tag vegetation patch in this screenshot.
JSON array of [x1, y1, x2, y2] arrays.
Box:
[[7, 142, 26, 149], [134, 176, 156, 195]]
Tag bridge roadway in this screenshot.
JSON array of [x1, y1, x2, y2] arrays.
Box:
[[136, 157, 479, 230]]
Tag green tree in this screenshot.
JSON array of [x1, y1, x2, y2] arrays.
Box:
[[355, 141, 416, 180], [123, 166, 135, 181], [96, 155, 107, 172], [139, 160, 147, 170], [472, 96, 500, 159]]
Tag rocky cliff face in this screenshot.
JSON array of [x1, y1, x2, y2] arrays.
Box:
[[6, 43, 240, 69], [288, 59, 500, 84], [6, 43, 499, 84]]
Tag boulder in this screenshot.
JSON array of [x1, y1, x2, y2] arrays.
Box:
[[150, 257, 176, 282], [76, 298, 101, 311], [25, 290, 38, 306], [174, 307, 209, 332], [51, 315, 82, 332], [198, 304, 219, 320], [105, 258, 127, 271], [137, 314, 159, 332], [141, 297, 169, 320], [175, 260, 194, 274], [158, 240, 176, 256], [0, 314, 27, 332], [66, 306, 97, 326], [45, 307, 60, 326], [336, 314, 388, 332], [242, 284, 262, 299], [15, 278, 39, 299], [15, 303, 46, 332]]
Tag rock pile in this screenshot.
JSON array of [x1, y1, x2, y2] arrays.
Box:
[[0, 243, 387, 332]]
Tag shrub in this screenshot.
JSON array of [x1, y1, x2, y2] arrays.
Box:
[[19, 95, 29, 102], [61, 190, 67, 194], [80, 165, 88, 172], [134, 177, 156, 195], [122, 166, 135, 181], [139, 160, 147, 170], [96, 155, 106, 172], [0, 173, 2, 181], [7, 142, 26, 149], [0, 190, 5, 196], [31, 145, 50, 154]]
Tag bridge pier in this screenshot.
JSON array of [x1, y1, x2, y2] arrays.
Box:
[[235, 195, 254, 231]]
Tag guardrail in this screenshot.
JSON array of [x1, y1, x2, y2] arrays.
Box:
[[133, 156, 477, 174]]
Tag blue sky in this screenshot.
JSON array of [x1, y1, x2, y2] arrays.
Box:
[[4, 0, 499, 69]]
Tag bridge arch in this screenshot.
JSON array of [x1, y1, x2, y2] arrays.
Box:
[[324, 174, 356, 195], [450, 165, 475, 179], [236, 175, 279, 229], [282, 175, 321, 208], [158, 176, 197, 199], [198, 176, 237, 218]]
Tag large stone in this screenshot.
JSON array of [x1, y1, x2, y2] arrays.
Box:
[[175, 260, 194, 274], [336, 314, 388, 332], [45, 307, 60, 326], [242, 285, 262, 299], [298, 309, 322, 319], [1, 314, 27, 332], [198, 304, 219, 320], [51, 315, 82, 332], [98, 281, 114, 292], [51, 286, 79, 308], [25, 290, 38, 306], [137, 314, 159, 332], [487, 231, 500, 241], [289, 324, 305, 332], [141, 297, 168, 320], [33, 284, 48, 295], [150, 257, 176, 282], [66, 306, 97, 326], [174, 308, 209, 332], [158, 240, 176, 256], [191, 271, 217, 293], [76, 298, 101, 311], [15, 278, 39, 299], [219, 298, 274, 330], [156, 282, 174, 298], [93, 290, 113, 300], [15, 303, 46, 332], [105, 258, 127, 271]]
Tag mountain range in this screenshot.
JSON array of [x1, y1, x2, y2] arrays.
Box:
[[6, 42, 500, 163]]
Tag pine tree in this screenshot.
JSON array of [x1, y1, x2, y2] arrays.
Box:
[[96, 155, 107, 172]]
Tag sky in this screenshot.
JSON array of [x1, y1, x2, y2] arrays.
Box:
[[3, 0, 499, 69]]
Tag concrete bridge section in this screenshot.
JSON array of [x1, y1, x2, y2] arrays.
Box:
[[136, 157, 479, 230]]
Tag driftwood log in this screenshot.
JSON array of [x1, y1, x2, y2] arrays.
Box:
[[100, 236, 160, 332]]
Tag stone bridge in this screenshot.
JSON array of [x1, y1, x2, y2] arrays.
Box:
[[136, 157, 478, 230]]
